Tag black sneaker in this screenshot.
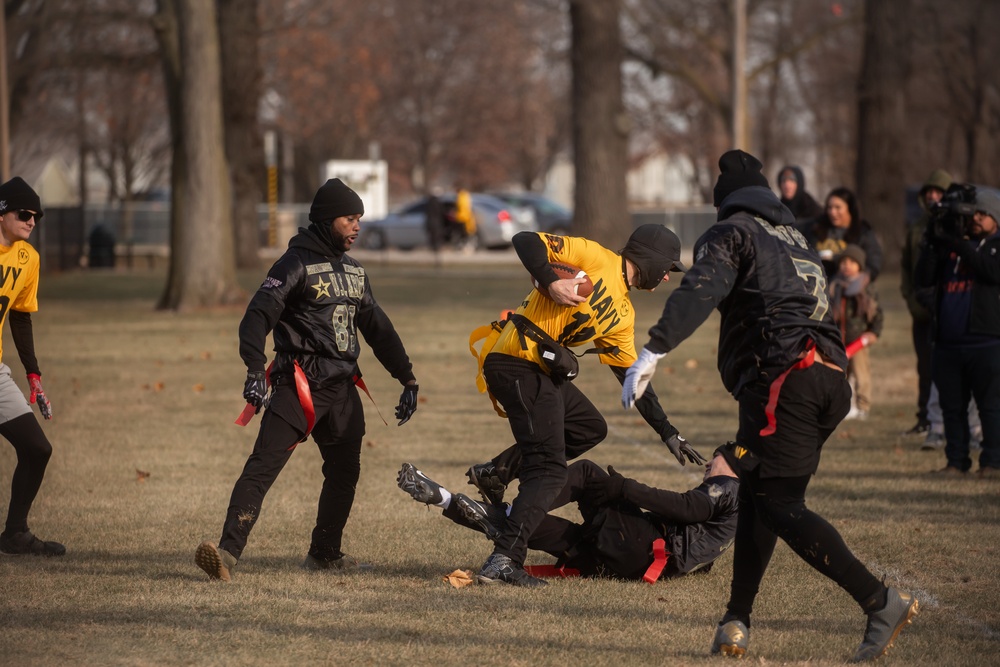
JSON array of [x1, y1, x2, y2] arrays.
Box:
[[901, 421, 931, 437], [0, 530, 66, 556], [466, 462, 506, 506], [850, 587, 919, 662], [301, 552, 374, 572], [476, 552, 547, 588], [397, 462, 443, 504], [453, 493, 505, 540]]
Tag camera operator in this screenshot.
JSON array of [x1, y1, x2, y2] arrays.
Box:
[[916, 184, 1000, 478]]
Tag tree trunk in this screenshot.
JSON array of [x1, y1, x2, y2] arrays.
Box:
[[157, 0, 241, 310], [218, 0, 264, 270], [569, 0, 629, 247], [855, 0, 910, 267]]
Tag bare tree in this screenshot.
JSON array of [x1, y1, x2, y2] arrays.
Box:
[[570, 0, 629, 245], [218, 0, 264, 269], [156, 0, 241, 310]]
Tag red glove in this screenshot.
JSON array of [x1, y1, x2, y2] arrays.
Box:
[[27, 374, 52, 420]]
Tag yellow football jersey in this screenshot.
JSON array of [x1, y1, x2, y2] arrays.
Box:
[[0, 240, 40, 364], [491, 233, 638, 369]]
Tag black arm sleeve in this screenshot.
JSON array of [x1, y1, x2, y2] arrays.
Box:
[[356, 304, 416, 385], [952, 241, 1000, 284], [238, 292, 284, 373], [610, 365, 677, 439], [8, 310, 40, 376], [646, 228, 740, 354], [621, 478, 715, 525], [512, 231, 560, 288]]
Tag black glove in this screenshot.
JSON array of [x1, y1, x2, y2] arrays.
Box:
[[243, 370, 267, 414], [664, 432, 707, 466], [395, 383, 419, 425], [584, 465, 627, 507]]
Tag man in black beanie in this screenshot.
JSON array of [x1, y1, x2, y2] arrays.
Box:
[[0, 177, 64, 557], [623, 150, 918, 661], [196, 178, 419, 580]]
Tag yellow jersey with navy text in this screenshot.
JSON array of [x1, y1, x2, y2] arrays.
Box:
[[490, 233, 638, 369], [0, 240, 40, 364]]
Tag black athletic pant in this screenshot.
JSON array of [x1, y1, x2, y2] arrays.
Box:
[[483, 354, 606, 565], [912, 318, 933, 424], [219, 380, 365, 560], [726, 361, 884, 623], [933, 344, 1000, 471], [3, 414, 52, 535]]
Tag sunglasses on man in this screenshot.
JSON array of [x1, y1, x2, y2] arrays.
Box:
[[14, 210, 42, 222]]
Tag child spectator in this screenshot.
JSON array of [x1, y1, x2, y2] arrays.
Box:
[[829, 244, 883, 420]]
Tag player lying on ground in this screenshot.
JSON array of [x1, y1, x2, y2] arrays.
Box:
[[397, 444, 739, 582]]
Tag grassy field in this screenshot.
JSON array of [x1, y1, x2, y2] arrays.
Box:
[[1, 260, 998, 666]]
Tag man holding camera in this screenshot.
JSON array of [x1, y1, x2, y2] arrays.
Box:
[[916, 185, 1000, 477]]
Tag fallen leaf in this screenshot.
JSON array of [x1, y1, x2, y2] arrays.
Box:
[[443, 569, 475, 588], [193, 384, 205, 393], [684, 359, 698, 369], [136, 468, 151, 482], [365, 440, 376, 448], [418, 396, 428, 404], [200, 351, 212, 360], [154, 382, 165, 392]]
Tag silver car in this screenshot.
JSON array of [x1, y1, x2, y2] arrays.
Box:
[[359, 193, 536, 251]]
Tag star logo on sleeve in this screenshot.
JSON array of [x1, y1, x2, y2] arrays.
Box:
[[312, 275, 332, 299]]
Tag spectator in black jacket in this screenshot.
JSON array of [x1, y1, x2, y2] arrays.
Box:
[[916, 185, 1000, 478], [194, 178, 420, 581], [622, 150, 918, 662], [776, 165, 823, 222], [798, 186, 884, 281], [397, 444, 739, 582]]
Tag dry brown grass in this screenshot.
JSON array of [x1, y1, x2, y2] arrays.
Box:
[[1, 262, 997, 666]]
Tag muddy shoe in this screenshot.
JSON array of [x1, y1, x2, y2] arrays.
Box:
[[0, 530, 66, 556], [195, 541, 237, 582], [710, 619, 749, 658]]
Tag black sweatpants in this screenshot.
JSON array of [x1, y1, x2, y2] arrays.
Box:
[[483, 354, 606, 565], [726, 361, 885, 622], [3, 414, 52, 535], [219, 380, 365, 560], [912, 318, 933, 424]]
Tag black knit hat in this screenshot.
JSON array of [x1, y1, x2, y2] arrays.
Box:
[[713, 150, 769, 207], [621, 224, 685, 290], [0, 177, 43, 218], [308, 178, 364, 223]]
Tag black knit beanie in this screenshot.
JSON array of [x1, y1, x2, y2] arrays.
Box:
[[713, 441, 744, 479], [713, 150, 769, 207], [621, 224, 686, 290], [308, 178, 364, 223], [0, 177, 43, 218]]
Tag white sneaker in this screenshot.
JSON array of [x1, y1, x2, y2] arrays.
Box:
[[844, 408, 868, 421]]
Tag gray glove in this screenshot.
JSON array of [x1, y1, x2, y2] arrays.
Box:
[[664, 432, 707, 466]]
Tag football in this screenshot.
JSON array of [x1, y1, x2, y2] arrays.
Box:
[[532, 262, 594, 300]]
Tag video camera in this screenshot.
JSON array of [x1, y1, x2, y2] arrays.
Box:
[[928, 182, 977, 240]]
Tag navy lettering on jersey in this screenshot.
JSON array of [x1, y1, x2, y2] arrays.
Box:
[[0, 265, 22, 289]]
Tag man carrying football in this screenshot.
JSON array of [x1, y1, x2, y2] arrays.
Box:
[[467, 224, 703, 587]]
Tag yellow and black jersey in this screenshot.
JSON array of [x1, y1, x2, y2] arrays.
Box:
[[0, 240, 39, 364], [491, 233, 638, 369]]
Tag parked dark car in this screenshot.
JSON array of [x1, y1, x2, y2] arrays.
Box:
[[488, 191, 573, 235], [359, 193, 536, 251]]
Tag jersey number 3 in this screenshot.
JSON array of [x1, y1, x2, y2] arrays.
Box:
[[791, 258, 829, 321]]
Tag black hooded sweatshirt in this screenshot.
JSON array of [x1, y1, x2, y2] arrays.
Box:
[[645, 186, 846, 398], [238, 224, 415, 388], [777, 165, 823, 221]]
